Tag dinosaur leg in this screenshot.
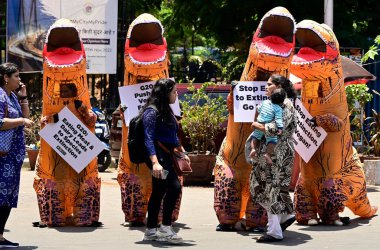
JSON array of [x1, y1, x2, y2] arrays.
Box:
[[317, 178, 345, 225], [294, 176, 318, 225], [33, 178, 66, 227], [214, 162, 241, 227], [73, 176, 101, 226], [117, 167, 152, 224]]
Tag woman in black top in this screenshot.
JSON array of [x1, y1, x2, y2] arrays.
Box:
[[142, 78, 190, 244]]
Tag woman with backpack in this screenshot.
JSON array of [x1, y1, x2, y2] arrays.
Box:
[[141, 78, 190, 244]]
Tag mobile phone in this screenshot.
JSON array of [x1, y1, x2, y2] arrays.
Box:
[[162, 169, 169, 179], [15, 83, 22, 92]]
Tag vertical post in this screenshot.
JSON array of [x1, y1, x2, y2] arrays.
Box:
[[324, 0, 333, 29]]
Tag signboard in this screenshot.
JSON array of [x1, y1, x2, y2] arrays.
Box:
[[118, 80, 181, 125], [39, 107, 104, 173], [233, 81, 268, 122], [6, 0, 117, 73], [293, 99, 327, 163]]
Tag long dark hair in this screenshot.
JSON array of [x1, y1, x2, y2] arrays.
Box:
[[0, 63, 19, 87], [143, 78, 176, 123], [270, 74, 297, 100]]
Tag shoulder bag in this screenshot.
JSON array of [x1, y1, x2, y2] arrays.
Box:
[[157, 141, 192, 176]]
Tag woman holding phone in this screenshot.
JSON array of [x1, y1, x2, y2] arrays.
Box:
[[141, 78, 190, 244], [0, 62, 33, 248]]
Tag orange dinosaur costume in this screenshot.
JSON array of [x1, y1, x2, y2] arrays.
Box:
[[291, 20, 377, 225], [33, 19, 100, 226], [117, 13, 182, 225], [214, 7, 296, 230]]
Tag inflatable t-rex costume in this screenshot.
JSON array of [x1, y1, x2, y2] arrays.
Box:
[[214, 7, 296, 230], [33, 19, 100, 226], [291, 20, 377, 225], [117, 13, 182, 225]]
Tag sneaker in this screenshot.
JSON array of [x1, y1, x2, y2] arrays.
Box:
[[307, 219, 318, 226], [0, 238, 19, 248], [143, 228, 157, 241], [156, 225, 183, 244]]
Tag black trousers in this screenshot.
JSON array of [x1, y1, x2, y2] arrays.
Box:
[[0, 206, 12, 235], [147, 144, 181, 228]]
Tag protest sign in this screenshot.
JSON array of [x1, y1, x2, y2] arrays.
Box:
[[293, 99, 327, 163], [39, 107, 104, 173], [233, 81, 268, 122], [118, 80, 181, 125]]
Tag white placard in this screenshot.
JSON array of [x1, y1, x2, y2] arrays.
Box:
[[39, 107, 104, 173], [118, 80, 181, 125], [292, 99, 328, 163], [233, 81, 268, 122]]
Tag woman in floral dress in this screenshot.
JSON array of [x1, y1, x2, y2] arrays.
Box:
[[247, 74, 297, 243]]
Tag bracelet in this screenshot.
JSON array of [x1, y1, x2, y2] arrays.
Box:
[[19, 96, 28, 100], [20, 100, 29, 105]]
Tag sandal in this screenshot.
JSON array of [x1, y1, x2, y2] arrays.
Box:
[[216, 224, 235, 231], [256, 234, 282, 243], [280, 216, 296, 231]]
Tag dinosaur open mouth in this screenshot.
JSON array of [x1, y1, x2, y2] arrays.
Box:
[[44, 27, 84, 66], [127, 22, 166, 64], [292, 28, 326, 64], [255, 14, 294, 57]]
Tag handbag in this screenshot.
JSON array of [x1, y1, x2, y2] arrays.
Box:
[[157, 142, 192, 176], [0, 101, 14, 156]]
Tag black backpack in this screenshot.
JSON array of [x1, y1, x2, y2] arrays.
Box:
[[127, 106, 156, 164]]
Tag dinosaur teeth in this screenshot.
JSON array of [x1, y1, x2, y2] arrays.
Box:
[[129, 53, 167, 65]]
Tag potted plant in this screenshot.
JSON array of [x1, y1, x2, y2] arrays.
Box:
[[362, 90, 380, 185], [345, 84, 373, 151], [364, 90, 380, 157], [24, 114, 41, 170], [180, 82, 228, 185]]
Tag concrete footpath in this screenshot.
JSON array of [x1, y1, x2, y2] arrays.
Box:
[[5, 167, 380, 250]]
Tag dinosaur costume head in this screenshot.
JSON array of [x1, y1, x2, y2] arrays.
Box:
[[291, 20, 344, 105], [291, 20, 342, 82], [241, 6, 296, 81], [124, 13, 169, 84], [42, 18, 90, 115]]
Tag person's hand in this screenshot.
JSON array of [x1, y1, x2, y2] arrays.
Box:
[[249, 148, 257, 159], [184, 154, 190, 164], [251, 122, 261, 129], [23, 118, 33, 128], [16, 82, 27, 97], [74, 100, 83, 109], [277, 129, 283, 135], [40, 114, 59, 126], [310, 117, 317, 126], [152, 162, 163, 179]]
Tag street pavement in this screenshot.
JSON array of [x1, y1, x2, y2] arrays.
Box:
[[5, 165, 380, 250]]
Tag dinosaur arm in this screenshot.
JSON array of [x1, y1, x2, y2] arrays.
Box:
[[74, 100, 96, 128], [315, 113, 344, 132]]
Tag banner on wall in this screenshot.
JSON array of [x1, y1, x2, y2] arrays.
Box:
[[6, 0, 117, 73], [118, 80, 181, 125], [233, 81, 268, 122], [39, 107, 104, 173]]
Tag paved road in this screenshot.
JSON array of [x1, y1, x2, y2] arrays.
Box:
[[5, 168, 380, 250]]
